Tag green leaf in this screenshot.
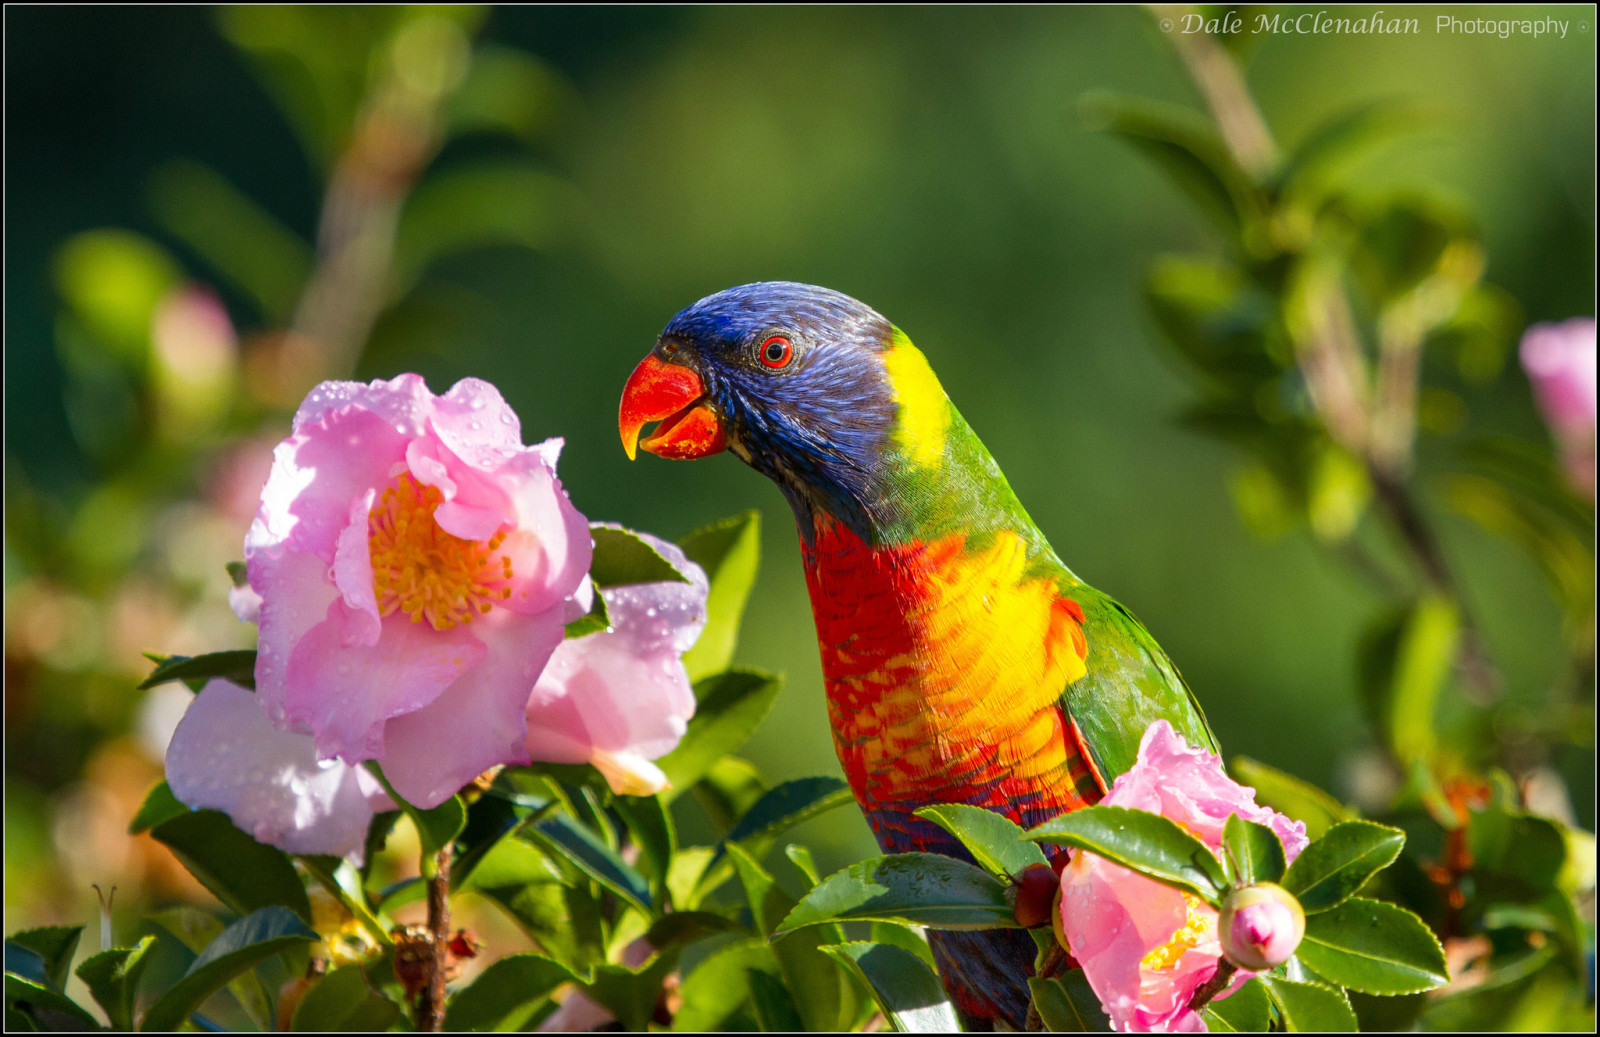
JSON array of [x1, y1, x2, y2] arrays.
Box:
[[290, 962, 401, 1031], [917, 804, 1049, 880], [127, 781, 185, 834], [614, 794, 675, 899], [1274, 100, 1423, 197], [671, 939, 776, 1032], [1281, 821, 1405, 913], [728, 844, 860, 1031], [295, 857, 390, 951], [1295, 898, 1448, 995], [3, 927, 82, 993], [365, 764, 466, 863], [786, 844, 823, 887], [527, 814, 652, 915], [723, 776, 852, 857], [868, 922, 937, 973], [1025, 805, 1229, 904], [137, 907, 317, 1031], [582, 952, 678, 1032], [563, 587, 609, 639], [677, 510, 761, 681], [823, 942, 959, 1033], [1223, 815, 1286, 886], [75, 938, 156, 1031], [392, 160, 565, 295], [1257, 975, 1357, 1031], [149, 809, 311, 921], [1080, 92, 1254, 233], [138, 650, 257, 691], [644, 911, 746, 951], [776, 853, 1016, 933], [1202, 976, 1272, 1032], [4, 973, 101, 1030], [690, 757, 768, 833], [1229, 758, 1349, 841], [149, 907, 273, 1030], [443, 953, 576, 1031], [657, 670, 782, 798], [589, 524, 692, 588], [747, 967, 805, 1030], [1358, 596, 1457, 766], [470, 854, 605, 971], [1028, 970, 1111, 1032]]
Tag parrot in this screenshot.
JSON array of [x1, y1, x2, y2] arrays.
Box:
[[617, 282, 1217, 1029]]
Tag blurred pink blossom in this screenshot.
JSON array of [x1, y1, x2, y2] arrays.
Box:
[[244, 375, 591, 807], [1059, 721, 1307, 1033], [1520, 318, 1596, 498], [525, 530, 705, 796], [165, 679, 394, 860]]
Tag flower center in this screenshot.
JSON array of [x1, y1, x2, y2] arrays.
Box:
[[1140, 894, 1214, 972], [368, 472, 513, 630]]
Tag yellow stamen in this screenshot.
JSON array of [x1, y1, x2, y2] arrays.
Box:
[[1141, 894, 1215, 972], [367, 472, 514, 630]]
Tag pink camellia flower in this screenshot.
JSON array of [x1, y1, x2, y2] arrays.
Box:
[[1520, 318, 1596, 499], [524, 530, 706, 796], [1059, 721, 1308, 1033], [244, 375, 591, 807], [166, 680, 394, 860]]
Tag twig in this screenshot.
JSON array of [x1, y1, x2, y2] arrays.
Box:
[[1150, 5, 1277, 178], [415, 850, 452, 1032], [1187, 959, 1237, 1014]]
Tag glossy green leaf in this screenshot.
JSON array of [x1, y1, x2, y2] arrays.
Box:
[[138, 907, 317, 1031], [1026, 806, 1229, 904], [691, 757, 768, 833], [1358, 596, 1457, 766], [671, 939, 776, 1032], [149, 907, 272, 1030], [868, 922, 938, 972], [127, 781, 185, 835], [138, 650, 257, 691], [3, 927, 81, 993], [722, 776, 852, 860], [290, 963, 401, 1031], [589, 524, 692, 588], [1281, 821, 1404, 913], [527, 814, 652, 915], [644, 911, 746, 950], [614, 794, 675, 896], [1257, 976, 1357, 1032], [365, 764, 466, 863], [917, 803, 1049, 879], [728, 843, 859, 1032], [1029, 970, 1112, 1032], [786, 844, 823, 886], [149, 809, 311, 921], [1229, 758, 1349, 841], [582, 952, 677, 1032], [443, 953, 576, 1032], [1295, 898, 1448, 995], [658, 670, 782, 798], [1223, 814, 1286, 886], [4, 972, 101, 1030], [1202, 976, 1272, 1031], [563, 588, 609, 639], [677, 510, 761, 681], [75, 938, 157, 1031], [469, 845, 604, 971], [777, 853, 1016, 933], [823, 942, 959, 1033]]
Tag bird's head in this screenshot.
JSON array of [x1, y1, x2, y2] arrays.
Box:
[[619, 282, 951, 536]]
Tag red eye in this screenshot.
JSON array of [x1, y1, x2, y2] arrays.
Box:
[[759, 336, 793, 369]]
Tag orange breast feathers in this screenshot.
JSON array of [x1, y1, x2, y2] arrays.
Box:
[[801, 515, 1101, 820]]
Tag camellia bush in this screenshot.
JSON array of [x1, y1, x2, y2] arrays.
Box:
[[4, 7, 1593, 1035]]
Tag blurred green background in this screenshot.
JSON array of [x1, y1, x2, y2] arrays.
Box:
[[5, 5, 1594, 934]]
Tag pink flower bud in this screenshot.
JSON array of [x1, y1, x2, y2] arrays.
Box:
[[1218, 884, 1305, 971]]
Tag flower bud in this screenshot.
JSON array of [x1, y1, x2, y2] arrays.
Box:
[[1013, 863, 1059, 929], [1218, 883, 1305, 971]]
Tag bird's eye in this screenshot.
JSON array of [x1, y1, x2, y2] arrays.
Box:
[[759, 335, 793, 369]]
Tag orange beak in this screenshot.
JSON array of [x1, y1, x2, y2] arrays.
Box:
[[618, 353, 727, 461]]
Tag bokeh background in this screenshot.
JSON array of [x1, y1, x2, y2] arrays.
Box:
[[6, 5, 1594, 937]]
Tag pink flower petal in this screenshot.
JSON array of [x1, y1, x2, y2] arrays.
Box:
[[166, 680, 393, 860], [284, 600, 486, 762], [381, 608, 565, 807], [332, 490, 382, 648]]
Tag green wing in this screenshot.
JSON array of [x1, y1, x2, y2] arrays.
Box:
[[1061, 585, 1219, 785]]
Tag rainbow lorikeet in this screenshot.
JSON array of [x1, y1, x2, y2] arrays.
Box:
[[618, 282, 1216, 1029]]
